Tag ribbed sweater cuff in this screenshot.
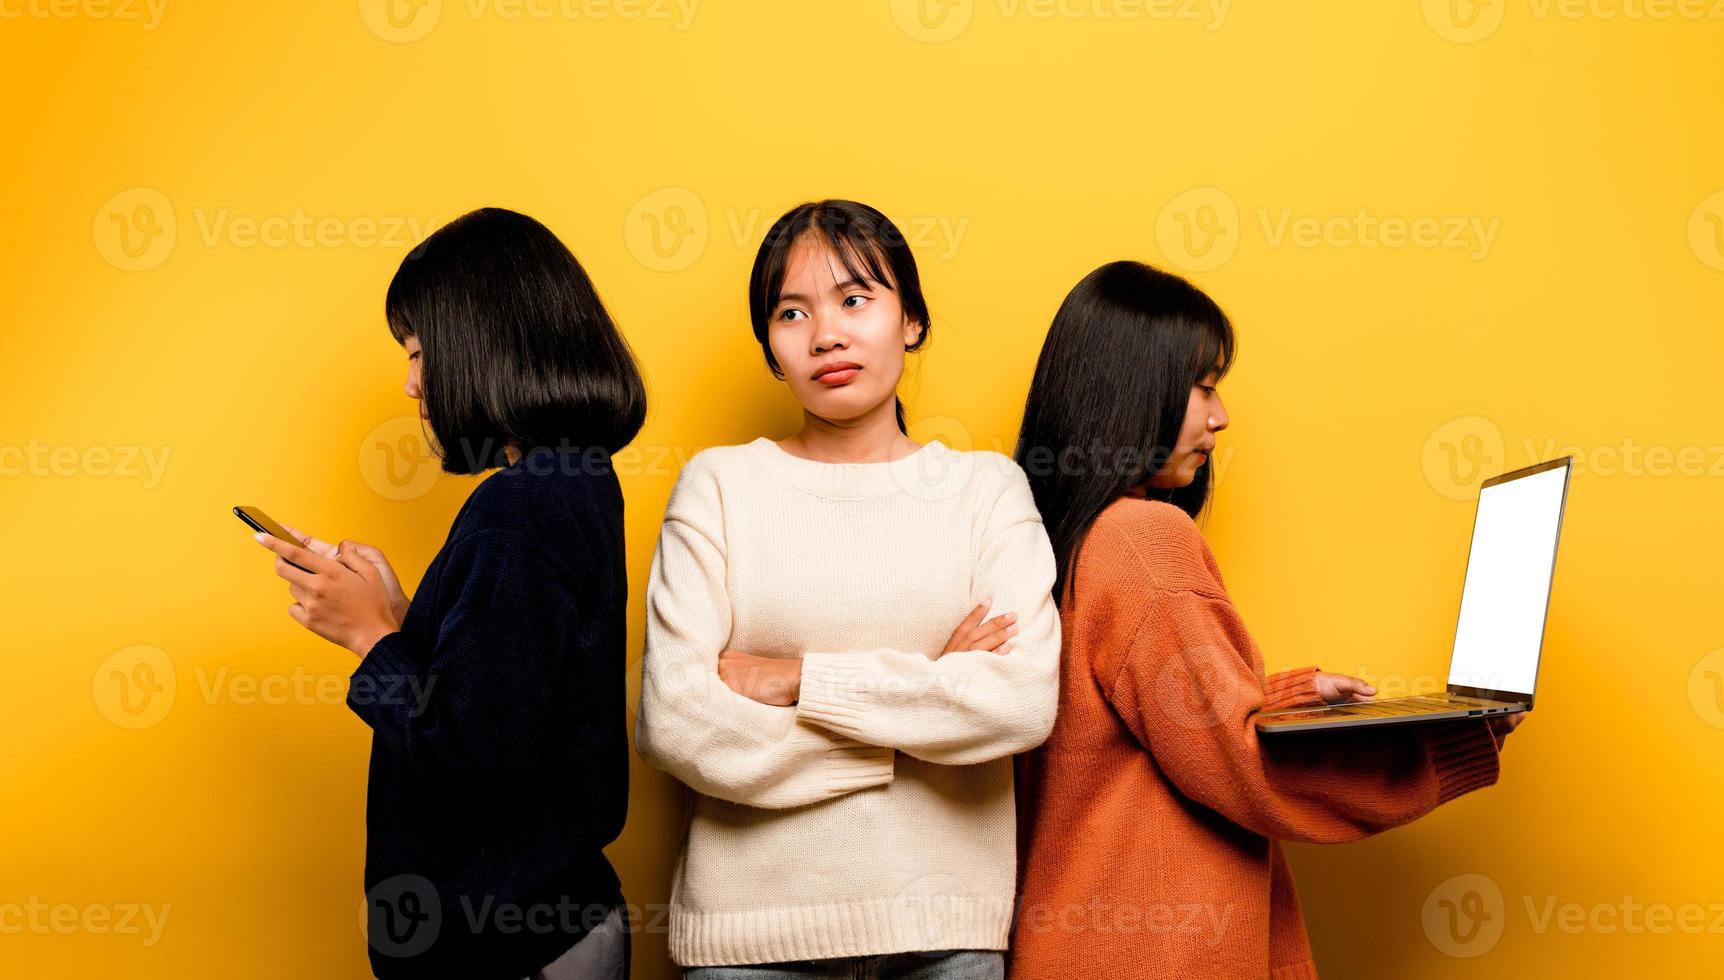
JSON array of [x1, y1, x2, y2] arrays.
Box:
[[795, 653, 882, 741], [1423, 721, 1501, 805], [1262, 666, 1322, 710], [821, 739, 896, 792], [347, 631, 418, 722]]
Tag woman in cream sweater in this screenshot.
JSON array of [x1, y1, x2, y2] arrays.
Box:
[[635, 200, 1061, 979]]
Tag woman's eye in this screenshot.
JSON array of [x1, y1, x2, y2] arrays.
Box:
[[842, 294, 868, 308], [778, 308, 806, 322]]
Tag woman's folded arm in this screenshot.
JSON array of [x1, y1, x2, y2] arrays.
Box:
[[794, 460, 1062, 766], [636, 461, 895, 809]]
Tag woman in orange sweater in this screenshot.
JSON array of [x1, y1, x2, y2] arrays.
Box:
[[1007, 261, 1522, 979]]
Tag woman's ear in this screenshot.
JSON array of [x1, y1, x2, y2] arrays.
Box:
[[903, 317, 926, 349]]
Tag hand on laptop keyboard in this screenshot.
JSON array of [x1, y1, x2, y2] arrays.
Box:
[[1315, 671, 1378, 704]]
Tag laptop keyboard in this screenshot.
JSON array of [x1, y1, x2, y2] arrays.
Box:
[[1329, 696, 1463, 717]]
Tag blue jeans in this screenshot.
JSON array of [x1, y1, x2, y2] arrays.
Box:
[[685, 949, 1003, 980]]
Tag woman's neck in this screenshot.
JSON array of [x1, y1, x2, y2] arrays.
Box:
[[777, 403, 919, 464]]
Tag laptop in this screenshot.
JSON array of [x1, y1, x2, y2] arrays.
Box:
[[1257, 456, 1573, 734]]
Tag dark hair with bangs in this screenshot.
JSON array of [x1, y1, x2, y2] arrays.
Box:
[[385, 207, 647, 474], [747, 200, 931, 434], [1013, 261, 1236, 603]]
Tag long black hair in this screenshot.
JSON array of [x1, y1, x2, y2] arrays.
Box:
[[747, 200, 931, 434], [386, 207, 647, 473], [1014, 261, 1236, 603]]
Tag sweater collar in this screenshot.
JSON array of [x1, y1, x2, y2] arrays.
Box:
[[744, 436, 967, 500]]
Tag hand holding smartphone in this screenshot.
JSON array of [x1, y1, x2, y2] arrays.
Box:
[[236, 507, 411, 625], [233, 505, 316, 573]]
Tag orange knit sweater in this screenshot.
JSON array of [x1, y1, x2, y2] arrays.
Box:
[[1010, 495, 1503, 979]]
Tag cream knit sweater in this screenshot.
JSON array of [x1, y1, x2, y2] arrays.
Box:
[[634, 436, 1062, 967]]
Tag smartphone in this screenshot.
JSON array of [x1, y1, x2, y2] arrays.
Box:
[[234, 505, 314, 573]]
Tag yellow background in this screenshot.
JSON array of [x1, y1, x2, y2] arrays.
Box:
[[3, 0, 1721, 975]]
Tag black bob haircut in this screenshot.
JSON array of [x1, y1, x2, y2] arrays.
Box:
[[747, 199, 931, 434], [1014, 261, 1236, 603], [385, 207, 647, 474]]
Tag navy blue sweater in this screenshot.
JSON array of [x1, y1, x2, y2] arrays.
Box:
[[347, 446, 629, 980]]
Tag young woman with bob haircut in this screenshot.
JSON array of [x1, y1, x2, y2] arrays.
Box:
[[253, 207, 646, 980]]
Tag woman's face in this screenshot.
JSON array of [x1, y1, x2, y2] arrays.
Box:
[[403, 334, 426, 419], [766, 234, 924, 423], [1147, 359, 1229, 488]]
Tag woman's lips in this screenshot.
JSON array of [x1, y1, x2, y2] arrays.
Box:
[[815, 367, 861, 387]]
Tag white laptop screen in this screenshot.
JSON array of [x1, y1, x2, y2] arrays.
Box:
[[1447, 462, 1569, 697]]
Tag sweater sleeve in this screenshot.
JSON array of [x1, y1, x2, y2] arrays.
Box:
[[1094, 583, 1501, 843], [1264, 666, 1324, 709], [635, 457, 896, 810], [792, 458, 1062, 766], [347, 527, 575, 778]]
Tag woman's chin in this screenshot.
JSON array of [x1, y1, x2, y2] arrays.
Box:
[[1147, 467, 1199, 490], [799, 388, 883, 419]]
